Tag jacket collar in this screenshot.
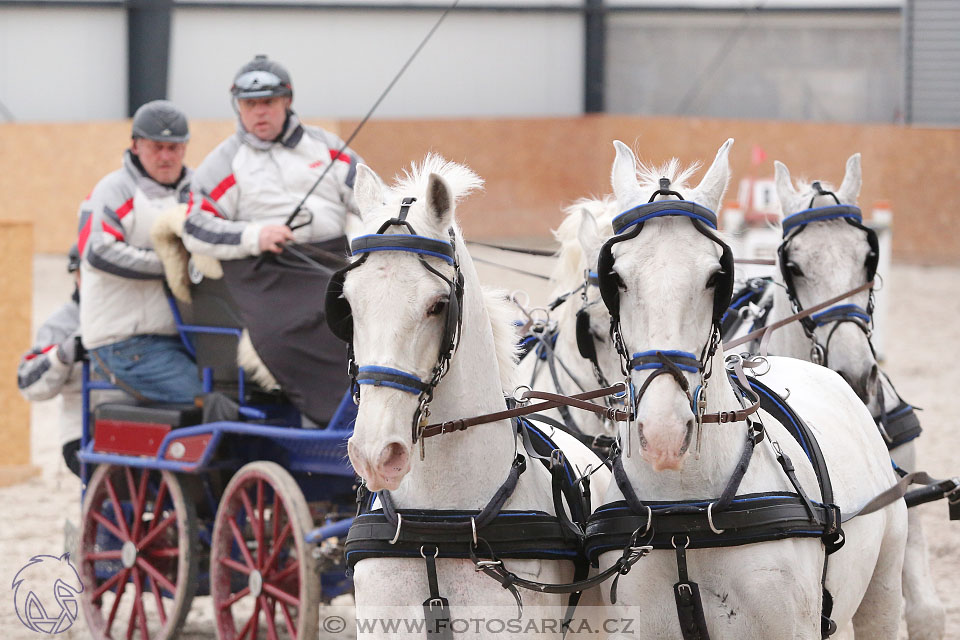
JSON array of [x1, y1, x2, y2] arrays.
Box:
[[123, 150, 192, 200], [236, 110, 304, 151]]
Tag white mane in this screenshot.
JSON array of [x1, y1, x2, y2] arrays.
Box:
[[550, 196, 618, 294], [389, 153, 484, 216], [481, 287, 522, 391]]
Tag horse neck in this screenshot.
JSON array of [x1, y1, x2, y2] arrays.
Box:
[[392, 252, 519, 510], [764, 273, 814, 360], [617, 348, 751, 500]]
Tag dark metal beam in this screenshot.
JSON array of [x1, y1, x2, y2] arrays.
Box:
[[127, 0, 174, 116], [583, 0, 605, 113]]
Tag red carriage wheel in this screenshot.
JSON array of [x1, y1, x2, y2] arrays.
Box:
[[78, 464, 198, 640], [210, 461, 319, 640]]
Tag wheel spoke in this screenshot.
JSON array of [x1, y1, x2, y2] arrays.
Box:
[[144, 547, 180, 558], [218, 586, 251, 611], [136, 514, 176, 552], [136, 556, 177, 595], [147, 574, 167, 626], [91, 509, 127, 543], [268, 560, 298, 584], [131, 468, 150, 541], [262, 582, 299, 608], [260, 595, 279, 640], [271, 492, 280, 556], [261, 522, 292, 576], [132, 568, 150, 640], [105, 569, 130, 633], [149, 479, 168, 533], [105, 475, 132, 540], [92, 568, 125, 602], [238, 597, 261, 640], [279, 602, 296, 639], [229, 516, 257, 568], [218, 555, 252, 575], [86, 550, 124, 561], [256, 479, 266, 568], [239, 487, 262, 569]]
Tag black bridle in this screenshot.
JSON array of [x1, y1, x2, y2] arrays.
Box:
[[325, 197, 465, 451], [777, 182, 879, 366], [596, 180, 736, 454]]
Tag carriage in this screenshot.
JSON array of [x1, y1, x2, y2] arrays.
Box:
[[74, 273, 358, 640]]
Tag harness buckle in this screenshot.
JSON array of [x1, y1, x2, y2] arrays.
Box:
[[549, 449, 564, 469], [677, 583, 693, 597], [425, 598, 446, 611], [474, 559, 503, 571], [945, 478, 960, 504], [629, 545, 653, 561]]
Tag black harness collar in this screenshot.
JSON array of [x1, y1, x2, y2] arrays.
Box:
[[777, 183, 879, 366], [585, 372, 844, 638]]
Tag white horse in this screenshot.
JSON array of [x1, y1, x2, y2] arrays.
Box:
[[765, 155, 945, 640], [340, 155, 610, 638], [515, 197, 623, 439], [586, 139, 907, 639]]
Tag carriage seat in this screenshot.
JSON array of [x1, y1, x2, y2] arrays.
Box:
[[92, 401, 203, 457]]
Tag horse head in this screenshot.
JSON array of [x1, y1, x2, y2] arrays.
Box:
[[774, 154, 880, 405], [603, 139, 733, 471]]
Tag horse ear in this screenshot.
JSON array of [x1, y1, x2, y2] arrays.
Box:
[[577, 208, 603, 265], [836, 153, 862, 204], [691, 138, 733, 211], [611, 140, 641, 206], [774, 160, 799, 216], [354, 164, 386, 220], [426, 173, 454, 226]]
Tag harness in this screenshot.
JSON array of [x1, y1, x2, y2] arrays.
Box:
[[778, 183, 879, 366], [590, 182, 844, 639], [344, 419, 600, 636]]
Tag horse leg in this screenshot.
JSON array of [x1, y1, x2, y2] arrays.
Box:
[[901, 508, 945, 640], [851, 506, 908, 640]]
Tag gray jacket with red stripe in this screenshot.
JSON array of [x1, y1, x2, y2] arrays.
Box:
[[78, 150, 192, 349], [182, 112, 361, 259]]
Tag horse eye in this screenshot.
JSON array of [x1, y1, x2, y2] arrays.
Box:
[[427, 298, 448, 317], [786, 262, 805, 278]]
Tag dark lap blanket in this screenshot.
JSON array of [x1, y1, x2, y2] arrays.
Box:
[[220, 237, 351, 425]]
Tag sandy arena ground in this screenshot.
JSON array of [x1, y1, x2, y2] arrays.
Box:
[[1, 252, 958, 639]]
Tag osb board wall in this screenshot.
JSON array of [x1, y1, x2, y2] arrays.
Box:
[[344, 116, 960, 264], [0, 222, 33, 465], [2, 116, 958, 263]]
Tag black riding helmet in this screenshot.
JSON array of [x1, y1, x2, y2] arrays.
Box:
[[231, 55, 293, 100], [131, 100, 190, 143]]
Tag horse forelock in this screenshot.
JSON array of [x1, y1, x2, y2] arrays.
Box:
[[635, 157, 702, 196]]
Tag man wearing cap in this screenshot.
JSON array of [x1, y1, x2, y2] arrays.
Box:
[[181, 55, 362, 425], [78, 99, 202, 404]]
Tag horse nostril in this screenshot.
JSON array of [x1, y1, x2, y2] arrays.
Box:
[[378, 442, 408, 475]]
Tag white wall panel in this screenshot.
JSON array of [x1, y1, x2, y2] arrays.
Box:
[[0, 7, 126, 121], [168, 9, 583, 118]]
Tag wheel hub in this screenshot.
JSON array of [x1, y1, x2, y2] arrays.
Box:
[[121, 541, 138, 569], [249, 570, 263, 598]]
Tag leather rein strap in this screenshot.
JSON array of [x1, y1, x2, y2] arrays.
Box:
[[724, 280, 875, 352]]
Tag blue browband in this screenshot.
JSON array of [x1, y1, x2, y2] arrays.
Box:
[[351, 233, 456, 265], [781, 205, 863, 238], [612, 201, 719, 236], [356, 366, 430, 395], [810, 304, 872, 327], [630, 350, 700, 373]]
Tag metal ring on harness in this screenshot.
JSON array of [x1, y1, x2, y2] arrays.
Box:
[[528, 307, 550, 325], [671, 534, 690, 550], [707, 502, 725, 535], [512, 385, 532, 404], [389, 513, 403, 545], [471, 517, 478, 546], [420, 544, 439, 559]]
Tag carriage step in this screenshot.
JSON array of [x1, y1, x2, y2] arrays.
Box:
[[92, 402, 204, 457]]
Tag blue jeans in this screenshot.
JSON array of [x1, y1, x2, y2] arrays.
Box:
[[91, 335, 202, 404]]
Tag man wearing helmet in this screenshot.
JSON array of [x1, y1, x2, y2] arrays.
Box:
[[182, 55, 362, 425], [78, 100, 202, 404]]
